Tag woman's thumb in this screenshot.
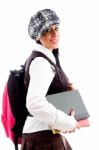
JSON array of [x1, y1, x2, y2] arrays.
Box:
[[69, 109, 75, 116]]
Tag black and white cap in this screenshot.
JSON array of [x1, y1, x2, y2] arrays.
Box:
[[28, 9, 60, 41]]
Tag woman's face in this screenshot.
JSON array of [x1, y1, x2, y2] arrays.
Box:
[[39, 24, 60, 50]]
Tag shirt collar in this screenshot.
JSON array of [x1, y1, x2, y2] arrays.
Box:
[[33, 43, 56, 64]]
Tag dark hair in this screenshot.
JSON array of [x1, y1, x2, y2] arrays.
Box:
[[36, 40, 41, 44]]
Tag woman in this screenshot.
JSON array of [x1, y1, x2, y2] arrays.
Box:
[[21, 9, 80, 150]]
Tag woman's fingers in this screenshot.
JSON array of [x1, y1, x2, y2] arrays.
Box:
[[68, 109, 75, 117], [70, 109, 75, 116], [76, 122, 80, 129]]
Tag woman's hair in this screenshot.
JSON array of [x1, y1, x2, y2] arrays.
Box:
[[36, 40, 41, 45]]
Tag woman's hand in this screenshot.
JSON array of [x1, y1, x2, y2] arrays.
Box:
[[64, 109, 80, 134], [66, 82, 74, 91]]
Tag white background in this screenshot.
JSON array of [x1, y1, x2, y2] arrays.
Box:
[[0, 0, 99, 149]]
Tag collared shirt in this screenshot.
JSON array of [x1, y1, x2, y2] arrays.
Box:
[[23, 43, 77, 133]]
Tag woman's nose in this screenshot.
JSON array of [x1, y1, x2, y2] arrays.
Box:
[[52, 29, 58, 36]]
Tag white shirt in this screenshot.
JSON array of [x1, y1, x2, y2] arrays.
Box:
[[23, 44, 77, 133]]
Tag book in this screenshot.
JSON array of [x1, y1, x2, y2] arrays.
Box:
[[78, 118, 90, 127], [46, 89, 90, 121]]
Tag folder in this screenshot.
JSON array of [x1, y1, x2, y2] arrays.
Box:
[[46, 89, 90, 121], [78, 118, 90, 127]]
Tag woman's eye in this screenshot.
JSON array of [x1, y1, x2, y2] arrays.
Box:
[[55, 27, 59, 31], [43, 26, 59, 35], [43, 28, 50, 33], [47, 29, 51, 32]]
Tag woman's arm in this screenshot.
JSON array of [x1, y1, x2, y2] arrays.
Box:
[[26, 57, 78, 132]]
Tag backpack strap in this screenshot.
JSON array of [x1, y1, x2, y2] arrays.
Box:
[[32, 51, 57, 66], [14, 136, 18, 150], [24, 51, 57, 88], [26, 50, 57, 71], [24, 50, 69, 88]]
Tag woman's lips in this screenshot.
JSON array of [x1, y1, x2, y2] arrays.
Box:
[[50, 39, 58, 43]]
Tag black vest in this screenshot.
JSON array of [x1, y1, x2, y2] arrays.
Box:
[[47, 49, 69, 95], [25, 50, 70, 96]]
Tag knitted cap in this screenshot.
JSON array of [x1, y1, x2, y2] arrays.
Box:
[[28, 9, 60, 40]]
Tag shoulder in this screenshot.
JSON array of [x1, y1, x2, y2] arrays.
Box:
[[31, 56, 51, 68], [29, 57, 53, 75]]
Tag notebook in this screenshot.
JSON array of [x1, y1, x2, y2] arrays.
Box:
[[46, 89, 90, 121], [78, 118, 90, 127]]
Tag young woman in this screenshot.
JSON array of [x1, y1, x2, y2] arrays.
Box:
[[21, 9, 80, 150]]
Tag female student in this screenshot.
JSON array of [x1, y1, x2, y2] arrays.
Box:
[[21, 8, 80, 150]]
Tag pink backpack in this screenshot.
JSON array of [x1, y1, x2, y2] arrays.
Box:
[[1, 84, 22, 144]]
